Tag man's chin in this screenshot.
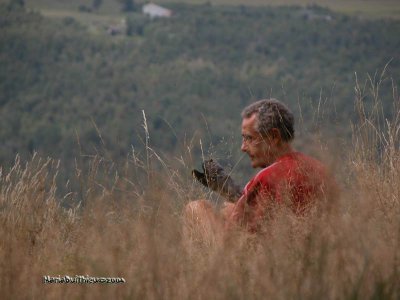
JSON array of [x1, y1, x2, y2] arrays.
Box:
[[251, 160, 269, 169], [251, 161, 261, 168], [250, 157, 268, 168]]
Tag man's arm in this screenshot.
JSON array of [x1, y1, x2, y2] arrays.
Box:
[[224, 181, 273, 232]]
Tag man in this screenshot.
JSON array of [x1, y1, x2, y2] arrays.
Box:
[[187, 99, 335, 233]]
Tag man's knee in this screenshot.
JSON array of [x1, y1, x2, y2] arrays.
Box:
[[220, 202, 235, 220], [185, 199, 211, 211], [184, 199, 213, 220]]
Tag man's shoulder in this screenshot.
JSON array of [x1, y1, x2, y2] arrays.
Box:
[[250, 152, 327, 184], [255, 152, 305, 176], [246, 158, 287, 190], [291, 151, 327, 173]]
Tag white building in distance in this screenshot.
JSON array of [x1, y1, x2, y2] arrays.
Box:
[[142, 3, 172, 18]]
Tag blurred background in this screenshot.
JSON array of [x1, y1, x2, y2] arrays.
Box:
[[1, 0, 399, 184]]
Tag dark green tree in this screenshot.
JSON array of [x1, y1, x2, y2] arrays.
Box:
[[119, 0, 136, 12], [92, 0, 103, 10], [7, 0, 24, 9], [126, 15, 148, 36]]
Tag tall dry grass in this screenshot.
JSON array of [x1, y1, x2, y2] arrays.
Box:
[[0, 77, 399, 299]]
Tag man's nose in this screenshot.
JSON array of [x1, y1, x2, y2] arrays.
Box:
[[241, 142, 247, 152]]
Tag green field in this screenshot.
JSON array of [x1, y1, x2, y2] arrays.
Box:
[[160, 0, 400, 19], [21, 0, 400, 20], [21, 0, 125, 29]]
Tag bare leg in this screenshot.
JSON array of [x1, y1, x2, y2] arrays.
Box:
[[184, 200, 220, 231], [220, 201, 236, 222], [183, 200, 236, 243]]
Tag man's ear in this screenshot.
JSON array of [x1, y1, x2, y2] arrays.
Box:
[[269, 128, 282, 145]]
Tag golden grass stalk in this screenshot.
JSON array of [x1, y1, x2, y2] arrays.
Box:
[[0, 76, 399, 299]]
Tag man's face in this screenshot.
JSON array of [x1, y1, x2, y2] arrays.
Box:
[[241, 114, 276, 168]]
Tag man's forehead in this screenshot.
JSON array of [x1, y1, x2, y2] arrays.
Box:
[[241, 114, 258, 131]]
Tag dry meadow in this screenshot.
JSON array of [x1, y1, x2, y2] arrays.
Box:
[[0, 79, 399, 299]]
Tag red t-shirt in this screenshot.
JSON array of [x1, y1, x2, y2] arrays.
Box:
[[227, 152, 332, 232]]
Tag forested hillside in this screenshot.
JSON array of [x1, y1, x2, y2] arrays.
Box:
[[1, 2, 399, 176]]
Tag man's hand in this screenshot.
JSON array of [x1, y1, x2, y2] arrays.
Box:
[[192, 159, 242, 202]]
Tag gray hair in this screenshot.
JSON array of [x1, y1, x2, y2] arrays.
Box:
[[241, 98, 295, 141]]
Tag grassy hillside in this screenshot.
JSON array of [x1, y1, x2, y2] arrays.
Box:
[[23, 0, 400, 19]]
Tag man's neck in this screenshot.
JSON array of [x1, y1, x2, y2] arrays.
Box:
[[261, 143, 294, 168], [275, 143, 294, 160]]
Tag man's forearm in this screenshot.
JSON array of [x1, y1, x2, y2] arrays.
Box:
[[221, 183, 242, 202]]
